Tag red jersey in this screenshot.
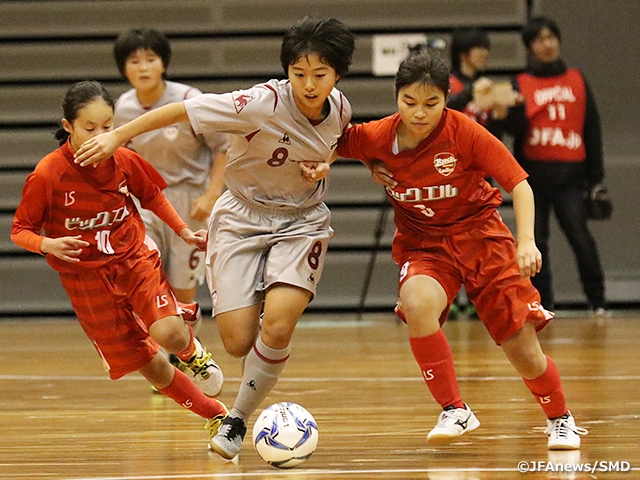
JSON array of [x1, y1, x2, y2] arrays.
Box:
[[337, 109, 528, 237], [11, 140, 187, 274], [516, 68, 587, 162]]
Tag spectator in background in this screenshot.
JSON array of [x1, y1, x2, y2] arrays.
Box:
[[504, 16, 609, 316], [448, 28, 513, 139]]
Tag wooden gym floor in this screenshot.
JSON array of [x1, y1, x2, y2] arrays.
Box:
[[1, 311, 639, 479]]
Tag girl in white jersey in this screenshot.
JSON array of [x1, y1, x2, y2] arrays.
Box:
[[75, 17, 355, 459], [113, 29, 227, 307]]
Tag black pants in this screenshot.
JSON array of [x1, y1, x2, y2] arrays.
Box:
[[531, 184, 606, 310]]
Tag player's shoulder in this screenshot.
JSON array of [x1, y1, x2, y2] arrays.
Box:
[[115, 88, 138, 109], [445, 109, 485, 133], [165, 81, 203, 101], [112, 146, 144, 168], [355, 113, 398, 137], [34, 146, 66, 171]]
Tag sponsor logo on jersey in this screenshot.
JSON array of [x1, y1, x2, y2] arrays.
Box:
[[64, 205, 130, 231], [329, 140, 338, 150], [433, 152, 457, 176], [247, 379, 257, 391], [279, 132, 291, 145], [307, 273, 315, 284], [233, 93, 254, 114], [386, 184, 458, 203]]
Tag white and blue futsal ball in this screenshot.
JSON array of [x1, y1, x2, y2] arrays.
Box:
[[252, 402, 319, 468]]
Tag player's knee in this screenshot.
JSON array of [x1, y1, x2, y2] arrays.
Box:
[[149, 315, 190, 352], [260, 319, 294, 350], [221, 336, 254, 358]]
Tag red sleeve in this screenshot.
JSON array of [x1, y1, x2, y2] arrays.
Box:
[[115, 149, 188, 235], [462, 116, 528, 192], [144, 194, 189, 236], [337, 123, 368, 162], [10, 171, 48, 254]]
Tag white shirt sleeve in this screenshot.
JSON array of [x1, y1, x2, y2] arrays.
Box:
[[184, 84, 276, 138]]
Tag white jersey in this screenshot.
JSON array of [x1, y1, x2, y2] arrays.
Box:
[[184, 79, 351, 210], [114, 80, 227, 187]]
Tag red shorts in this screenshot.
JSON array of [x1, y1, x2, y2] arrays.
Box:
[[59, 242, 180, 379], [393, 211, 553, 344]]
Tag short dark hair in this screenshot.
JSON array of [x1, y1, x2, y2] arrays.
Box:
[[55, 81, 115, 145], [395, 50, 450, 99], [113, 28, 172, 78], [522, 16, 561, 50], [280, 17, 355, 79], [450, 28, 490, 71]]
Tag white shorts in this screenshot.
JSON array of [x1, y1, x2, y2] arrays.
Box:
[[139, 184, 207, 290], [206, 191, 333, 316]]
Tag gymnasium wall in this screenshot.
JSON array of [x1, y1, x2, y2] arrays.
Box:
[[0, 0, 637, 316]]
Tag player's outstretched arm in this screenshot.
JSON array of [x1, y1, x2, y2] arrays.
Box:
[[74, 102, 190, 167]]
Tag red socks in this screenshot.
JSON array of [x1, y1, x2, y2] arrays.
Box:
[[522, 355, 568, 419], [409, 330, 464, 409], [158, 366, 226, 419]]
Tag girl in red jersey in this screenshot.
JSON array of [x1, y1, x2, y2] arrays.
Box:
[[11, 81, 227, 445], [334, 51, 587, 450]]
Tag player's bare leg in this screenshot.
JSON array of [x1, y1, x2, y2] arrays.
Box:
[[211, 284, 311, 459]]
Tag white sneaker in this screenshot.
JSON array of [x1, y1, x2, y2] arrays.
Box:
[[210, 416, 247, 459], [181, 338, 224, 397], [545, 411, 588, 450], [427, 404, 480, 444]]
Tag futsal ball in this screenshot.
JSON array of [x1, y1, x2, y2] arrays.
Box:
[[252, 402, 319, 468]]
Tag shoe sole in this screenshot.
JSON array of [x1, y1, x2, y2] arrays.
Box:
[[548, 442, 580, 450], [427, 417, 481, 445]]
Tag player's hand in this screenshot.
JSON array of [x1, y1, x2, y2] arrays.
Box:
[[40, 235, 89, 263], [472, 76, 494, 95], [299, 161, 330, 183], [74, 131, 119, 167], [516, 239, 542, 278], [190, 194, 218, 223], [370, 161, 396, 188], [180, 228, 207, 251]]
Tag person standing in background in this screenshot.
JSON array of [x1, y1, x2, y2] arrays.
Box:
[[448, 28, 512, 139], [505, 16, 609, 316], [113, 29, 227, 312]]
